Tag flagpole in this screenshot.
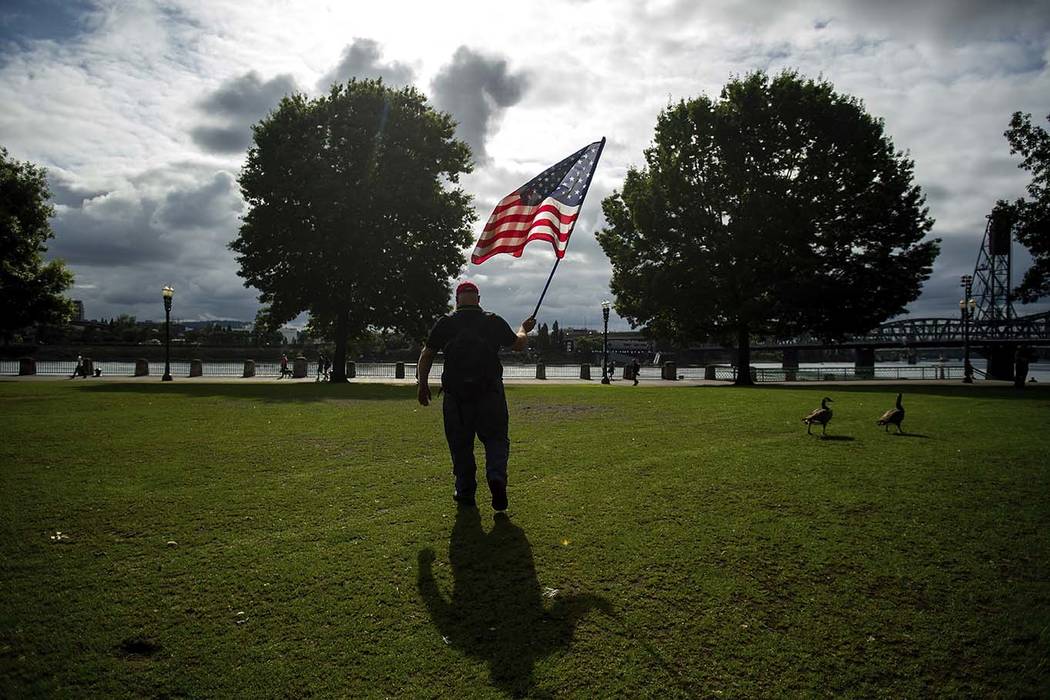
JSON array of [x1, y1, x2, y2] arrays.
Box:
[[529, 136, 606, 319]]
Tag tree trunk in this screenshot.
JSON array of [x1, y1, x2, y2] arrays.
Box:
[[734, 324, 754, 386], [330, 308, 349, 382]]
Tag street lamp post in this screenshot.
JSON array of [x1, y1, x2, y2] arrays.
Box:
[[162, 285, 174, 382], [601, 300, 611, 385], [960, 275, 975, 384]]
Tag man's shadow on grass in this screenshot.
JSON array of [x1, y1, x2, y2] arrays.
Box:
[[418, 508, 610, 697]]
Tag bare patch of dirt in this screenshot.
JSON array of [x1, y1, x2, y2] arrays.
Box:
[[117, 636, 161, 659]]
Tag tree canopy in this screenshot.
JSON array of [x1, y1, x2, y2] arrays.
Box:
[[0, 146, 74, 342], [1004, 111, 1050, 303], [597, 71, 939, 384], [231, 79, 476, 380]]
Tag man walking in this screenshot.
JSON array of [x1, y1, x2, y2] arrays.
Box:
[[416, 281, 535, 512]]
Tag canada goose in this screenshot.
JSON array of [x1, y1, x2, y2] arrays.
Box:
[[877, 393, 905, 433], [802, 397, 833, 435]]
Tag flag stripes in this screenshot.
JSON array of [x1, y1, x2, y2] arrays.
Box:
[[471, 139, 603, 265]]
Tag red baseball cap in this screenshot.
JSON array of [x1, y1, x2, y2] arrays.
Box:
[[455, 281, 479, 296]]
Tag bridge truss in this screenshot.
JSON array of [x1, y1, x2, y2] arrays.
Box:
[[849, 311, 1050, 345]]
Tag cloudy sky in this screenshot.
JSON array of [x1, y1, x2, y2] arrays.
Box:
[[2, 0, 1048, 331]]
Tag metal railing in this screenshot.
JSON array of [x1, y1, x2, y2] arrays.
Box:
[[1, 359, 968, 382], [702, 365, 967, 382]]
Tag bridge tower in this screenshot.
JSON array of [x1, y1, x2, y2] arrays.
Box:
[[971, 201, 1017, 379], [971, 202, 1016, 334]]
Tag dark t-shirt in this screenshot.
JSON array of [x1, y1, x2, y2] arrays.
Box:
[[426, 306, 518, 379]]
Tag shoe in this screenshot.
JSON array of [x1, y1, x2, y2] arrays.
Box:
[[488, 479, 508, 512], [453, 492, 476, 508]]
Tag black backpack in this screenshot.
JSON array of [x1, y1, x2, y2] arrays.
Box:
[[441, 313, 498, 399]]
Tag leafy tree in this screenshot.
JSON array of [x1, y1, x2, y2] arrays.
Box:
[[536, 322, 550, 353], [0, 147, 74, 342], [598, 71, 939, 385], [251, 307, 284, 346], [551, 320, 561, 351], [1004, 111, 1050, 302], [231, 79, 475, 381], [574, 335, 596, 363]]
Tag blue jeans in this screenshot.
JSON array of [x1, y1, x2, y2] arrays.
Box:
[[442, 385, 510, 498]]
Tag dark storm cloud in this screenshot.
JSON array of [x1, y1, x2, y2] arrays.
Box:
[[46, 171, 106, 208], [198, 70, 298, 121], [315, 38, 415, 91], [190, 71, 298, 153], [188, 124, 251, 154], [50, 187, 168, 266], [46, 163, 256, 321], [430, 46, 529, 163], [155, 171, 242, 230]]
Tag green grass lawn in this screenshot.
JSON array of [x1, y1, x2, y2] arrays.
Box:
[[1, 380, 1048, 697]]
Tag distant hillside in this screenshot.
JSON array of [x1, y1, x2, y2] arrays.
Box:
[[179, 320, 252, 330]]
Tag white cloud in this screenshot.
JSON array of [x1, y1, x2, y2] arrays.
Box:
[[1, 0, 1047, 329]]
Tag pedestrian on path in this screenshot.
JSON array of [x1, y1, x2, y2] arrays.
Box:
[[69, 355, 83, 379], [279, 353, 292, 379]]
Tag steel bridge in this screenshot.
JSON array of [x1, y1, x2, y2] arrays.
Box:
[[839, 310, 1050, 348], [757, 209, 1048, 379]]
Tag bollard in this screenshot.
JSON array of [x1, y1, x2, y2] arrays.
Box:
[[704, 365, 716, 380], [663, 361, 677, 380], [785, 369, 797, 382], [243, 359, 255, 378], [82, 358, 94, 378], [293, 355, 308, 378], [347, 361, 356, 378], [134, 358, 149, 376], [18, 357, 36, 376], [580, 364, 591, 380], [536, 363, 546, 380], [395, 362, 405, 379], [189, 359, 203, 377]]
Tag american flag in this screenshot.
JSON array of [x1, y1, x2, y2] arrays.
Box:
[[471, 139, 604, 265]]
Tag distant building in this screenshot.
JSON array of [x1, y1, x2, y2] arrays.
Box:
[[72, 300, 84, 322]]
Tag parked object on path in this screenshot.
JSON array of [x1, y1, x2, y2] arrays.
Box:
[[877, 393, 905, 433], [802, 397, 833, 435], [1014, 346, 1031, 388]]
